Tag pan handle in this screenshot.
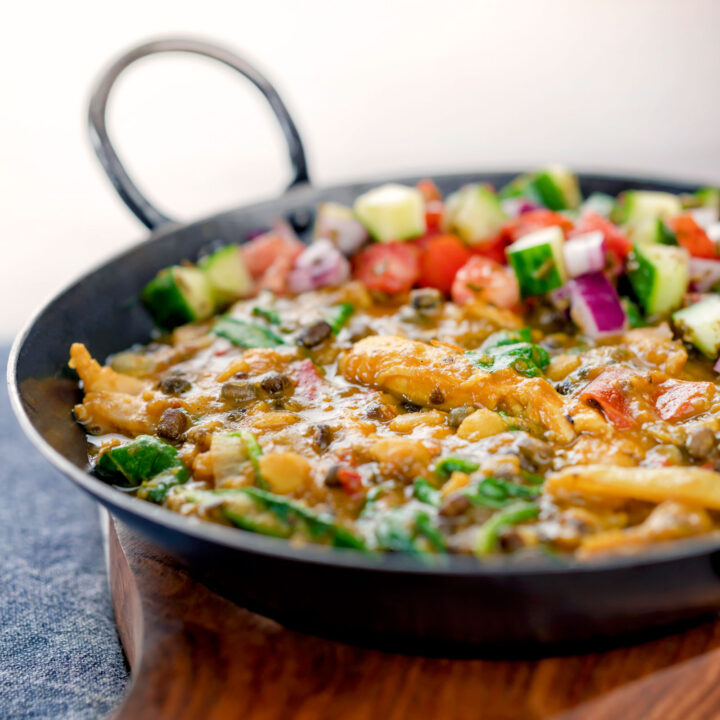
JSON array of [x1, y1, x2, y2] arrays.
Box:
[[88, 36, 311, 231]]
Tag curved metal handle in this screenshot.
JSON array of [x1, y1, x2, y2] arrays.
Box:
[[88, 36, 311, 230]]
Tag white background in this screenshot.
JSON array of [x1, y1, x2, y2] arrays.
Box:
[[2, 0, 719, 338]]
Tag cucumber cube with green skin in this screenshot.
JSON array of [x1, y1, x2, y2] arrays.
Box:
[[507, 226, 567, 297], [530, 165, 582, 211], [141, 265, 214, 329], [673, 296, 720, 358], [630, 217, 677, 246], [442, 184, 507, 245], [353, 184, 426, 242], [499, 166, 581, 211], [695, 187, 720, 212], [580, 192, 616, 218], [199, 244, 252, 308], [627, 243, 689, 316], [616, 191, 682, 227]]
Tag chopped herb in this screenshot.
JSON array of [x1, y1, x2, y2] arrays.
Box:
[[325, 302, 355, 334], [412, 477, 442, 507], [251, 306, 281, 325], [474, 501, 540, 555], [213, 317, 285, 348], [434, 457, 480, 480]]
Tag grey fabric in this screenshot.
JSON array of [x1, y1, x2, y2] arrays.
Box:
[[1, 346, 129, 719]]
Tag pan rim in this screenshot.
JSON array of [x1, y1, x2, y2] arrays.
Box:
[[9, 168, 720, 578]]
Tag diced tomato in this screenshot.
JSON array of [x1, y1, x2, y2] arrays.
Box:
[[579, 367, 637, 429], [241, 229, 305, 293], [416, 178, 443, 203], [334, 466, 364, 496], [470, 234, 511, 265], [292, 358, 323, 400], [502, 209, 574, 244], [416, 234, 472, 294], [571, 211, 632, 262], [425, 201, 444, 232], [671, 214, 716, 259], [655, 379, 715, 421], [352, 242, 420, 294], [451, 256, 520, 309]]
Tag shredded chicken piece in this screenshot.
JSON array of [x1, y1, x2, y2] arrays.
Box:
[[339, 335, 575, 443], [69, 343, 149, 395]]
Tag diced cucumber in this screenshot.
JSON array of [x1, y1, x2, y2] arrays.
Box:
[[695, 187, 720, 212], [442, 184, 507, 245], [141, 266, 214, 329], [580, 192, 616, 218], [531, 165, 582, 211], [199, 244, 252, 308], [507, 226, 567, 296], [629, 217, 677, 246], [627, 243, 689, 316], [673, 295, 720, 358], [499, 166, 581, 211], [353, 184, 425, 242], [616, 191, 682, 227]]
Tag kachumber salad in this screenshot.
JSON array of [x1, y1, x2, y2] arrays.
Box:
[[70, 167, 720, 559]]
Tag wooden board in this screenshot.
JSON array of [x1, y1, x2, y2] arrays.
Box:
[[106, 514, 720, 720]]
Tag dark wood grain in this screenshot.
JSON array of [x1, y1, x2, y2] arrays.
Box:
[[107, 515, 720, 720]]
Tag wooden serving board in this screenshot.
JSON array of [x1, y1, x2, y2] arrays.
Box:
[[106, 514, 720, 720]]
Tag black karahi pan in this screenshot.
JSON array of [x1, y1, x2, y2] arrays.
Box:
[[10, 36, 720, 656]]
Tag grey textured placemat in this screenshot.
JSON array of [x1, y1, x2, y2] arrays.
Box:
[[1, 346, 128, 719]]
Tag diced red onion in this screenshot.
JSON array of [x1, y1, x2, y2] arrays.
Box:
[[563, 231, 605, 278], [568, 272, 627, 338], [501, 198, 541, 218], [287, 239, 350, 293], [714, 356, 720, 374], [689, 257, 720, 292], [315, 211, 368, 256], [690, 207, 719, 229]]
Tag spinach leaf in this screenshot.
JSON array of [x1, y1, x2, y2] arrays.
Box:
[[374, 504, 447, 554], [251, 306, 282, 325], [218, 487, 366, 549], [465, 477, 541, 509], [470, 328, 549, 378], [412, 478, 442, 507], [213, 317, 285, 348], [474, 501, 540, 555], [231, 430, 268, 490], [325, 302, 355, 334], [95, 435, 188, 489], [434, 457, 480, 481]]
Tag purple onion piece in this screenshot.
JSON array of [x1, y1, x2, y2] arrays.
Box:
[[714, 355, 720, 373], [287, 238, 350, 293], [568, 272, 627, 338]]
